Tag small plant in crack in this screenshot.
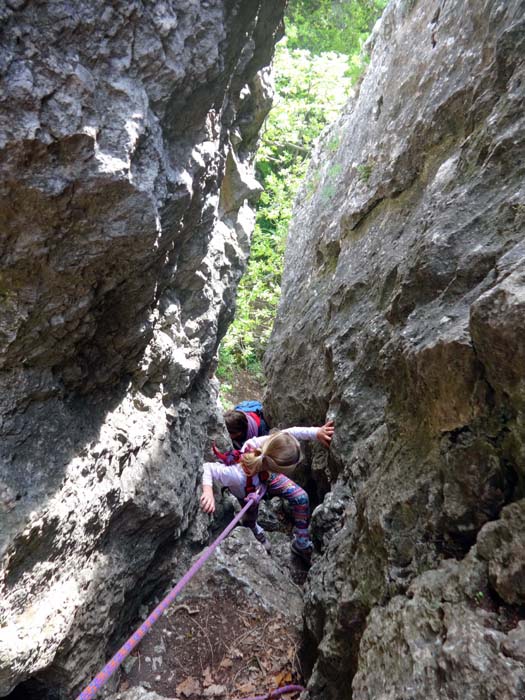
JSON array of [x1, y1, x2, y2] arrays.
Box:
[[357, 161, 373, 183]]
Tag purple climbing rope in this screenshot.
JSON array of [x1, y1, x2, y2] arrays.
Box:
[[75, 496, 257, 700], [239, 684, 305, 699]]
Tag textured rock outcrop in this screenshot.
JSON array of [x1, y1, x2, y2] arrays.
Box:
[[353, 501, 525, 700], [0, 1, 284, 697], [264, 0, 525, 698]]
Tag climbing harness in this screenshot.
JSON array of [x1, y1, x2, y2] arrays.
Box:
[[212, 440, 241, 465], [75, 488, 304, 700]]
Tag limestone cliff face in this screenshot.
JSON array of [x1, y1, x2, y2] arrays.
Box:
[[0, 1, 284, 696], [264, 1, 525, 698]]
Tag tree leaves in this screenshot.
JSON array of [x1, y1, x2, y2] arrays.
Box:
[[218, 3, 386, 400], [218, 43, 353, 387], [285, 0, 388, 57], [176, 676, 201, 697]]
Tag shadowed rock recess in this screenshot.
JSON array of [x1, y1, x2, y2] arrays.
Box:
[[264, 1, 525, 699], [0, 1, 284, 697]]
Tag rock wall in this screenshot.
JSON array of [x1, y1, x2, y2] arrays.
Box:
[[264, 1, 525, 698], [0, 1, 284, 697]]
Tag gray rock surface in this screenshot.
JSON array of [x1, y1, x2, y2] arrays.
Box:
[[109, 690, 168, 700], [0, 1, 285, 697], [353, 518, 525, 700], [179, 527, 304, 625], [264, 0, 525, 698], [477, 500, 525, 605]]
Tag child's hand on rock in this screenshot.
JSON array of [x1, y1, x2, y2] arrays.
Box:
[[200, 485, 215, 513], [316, 420, 335, 448]]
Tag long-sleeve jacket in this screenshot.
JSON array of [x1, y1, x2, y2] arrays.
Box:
[[202, 427, 318, 499]]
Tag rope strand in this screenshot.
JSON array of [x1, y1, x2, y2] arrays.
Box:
[[75, 498, 256, 700], [239, 683, 305, 699], [75, 487, 304, 700]]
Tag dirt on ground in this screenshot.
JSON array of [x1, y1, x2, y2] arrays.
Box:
[[218, 370, 265, 410], [112, 501, 310, 700], [116, 574, 305, 700]]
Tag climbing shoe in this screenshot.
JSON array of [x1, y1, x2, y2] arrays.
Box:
[[291, 541, 312, 565]]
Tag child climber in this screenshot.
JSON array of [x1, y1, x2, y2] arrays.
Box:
[[213, 400, 270, 465], [200, 421, 334, 563], [224, 400, 269, 449]]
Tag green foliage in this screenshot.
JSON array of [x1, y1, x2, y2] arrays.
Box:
[[328, 163, 343, 179], [259, 42, 355, 168], [327, 132, 341, 152], [285, 0, 388, 59], [219, 42, 353, 387], [320, 182, 337, 202], [357, 161, 373, 182], [218, 2, 387, 400], [473, 590, 485, 607], [305, 170, 322, 200]]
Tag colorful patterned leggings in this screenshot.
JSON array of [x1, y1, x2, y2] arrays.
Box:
[[241, 472, 311, 549]]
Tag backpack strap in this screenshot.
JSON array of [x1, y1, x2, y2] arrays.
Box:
[[247, 411, 261, 428]]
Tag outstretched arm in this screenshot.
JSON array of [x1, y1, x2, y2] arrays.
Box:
[[201, 462, 247, 505], [283, 421, 335, 447]]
